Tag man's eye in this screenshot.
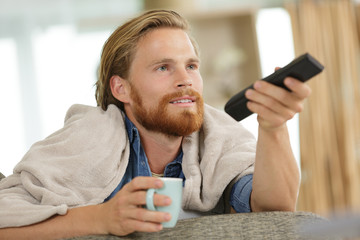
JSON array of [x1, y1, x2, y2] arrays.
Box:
[[187, 64, 197, 70], [157, 66, 168, 71]]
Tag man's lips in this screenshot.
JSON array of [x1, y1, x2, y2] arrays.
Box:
[[169, 96, 196, 104]]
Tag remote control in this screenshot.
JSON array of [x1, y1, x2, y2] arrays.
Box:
[[224, 53, 324, 121]]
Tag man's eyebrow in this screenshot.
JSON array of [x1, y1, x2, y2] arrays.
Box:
[[148, 58, 175, 67], [188, 57, 200, 64], [147, 57, 200, 68]]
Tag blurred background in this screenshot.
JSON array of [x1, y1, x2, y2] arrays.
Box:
[[0, 0, 359, 217]]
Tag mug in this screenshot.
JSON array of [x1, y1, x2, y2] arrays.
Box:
[[146, 177, 183, 228]]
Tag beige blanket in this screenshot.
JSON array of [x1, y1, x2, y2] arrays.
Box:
[[0, 104, 255, 228]]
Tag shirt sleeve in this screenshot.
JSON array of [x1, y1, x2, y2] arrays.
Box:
[[229, 174, 253, 213]]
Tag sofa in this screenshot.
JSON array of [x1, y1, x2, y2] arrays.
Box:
[[68, 211, 337, 240], [0, 173, 336, 239]]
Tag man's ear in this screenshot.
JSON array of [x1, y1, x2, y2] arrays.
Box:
[[110, 75, 130, 103]]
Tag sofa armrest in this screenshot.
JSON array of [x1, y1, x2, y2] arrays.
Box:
[[66, 211, 333, 240]]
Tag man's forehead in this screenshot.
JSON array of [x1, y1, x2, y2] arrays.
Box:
[[134, 28, 198, 62], [138, 28, 193, 49]]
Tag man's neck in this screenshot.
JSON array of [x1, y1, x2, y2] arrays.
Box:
[[140, 131, 182, 174], [126, 112, 183, 174]]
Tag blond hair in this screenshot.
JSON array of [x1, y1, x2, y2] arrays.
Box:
[[95, 10, 198, 110]]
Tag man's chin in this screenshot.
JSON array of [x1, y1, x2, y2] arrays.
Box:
[[169, 105, 198, 115]]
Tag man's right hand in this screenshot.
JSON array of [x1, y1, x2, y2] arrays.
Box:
[[0, 176, 172, 239], [98, 176, 172, 236]]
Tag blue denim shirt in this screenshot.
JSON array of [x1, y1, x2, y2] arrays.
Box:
[[105, 115, 253, 213]]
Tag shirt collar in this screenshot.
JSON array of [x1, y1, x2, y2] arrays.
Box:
[[124, 114, 139, 144], [124, 114, 183, 165]]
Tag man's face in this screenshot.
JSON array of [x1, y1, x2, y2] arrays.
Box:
[[125, 28, 204, 137]]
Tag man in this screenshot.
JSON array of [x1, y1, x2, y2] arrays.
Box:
[[0, 10, 310, 238]]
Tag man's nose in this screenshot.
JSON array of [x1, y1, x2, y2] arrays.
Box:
[[175, 69, 192, 88]]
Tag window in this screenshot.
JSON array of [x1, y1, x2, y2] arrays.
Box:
[[0, 26, 110, 176], [0, 39, 26, 176], [254, 8, 300, 168]]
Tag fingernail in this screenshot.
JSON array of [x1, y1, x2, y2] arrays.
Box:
[[285, 78, 293, 86], [164, 197, 171, 205], [165, 213, 172, 221], [245, 89, 253, 97], [157, 224, 163, 230], [155, 180, 163, 188], [254, 81, 262, 89]]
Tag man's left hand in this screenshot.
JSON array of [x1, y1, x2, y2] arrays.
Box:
[[245, 68, 312, 130]]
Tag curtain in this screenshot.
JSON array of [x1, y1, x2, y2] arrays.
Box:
[[286, 0, 360, 216]]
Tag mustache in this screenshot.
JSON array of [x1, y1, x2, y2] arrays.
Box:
[[163, 89, 202, 102]]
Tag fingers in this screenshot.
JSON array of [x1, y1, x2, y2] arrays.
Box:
[[103, 177, 173, 236], [125, 190, 172, 207], [105, 196, 171, 235], [245, 87, 296, 120], [123, 176, 163, 192], [245, 76, 311, 129], [246, 78, 310, 114], [284, 77, 312, 99], [116, 206, 171, 227], [122, 177, 172, 207], [128, 207, 171, 224], [246, 100, 292, 128], [125, 219, 163, 233], [109, 214, 165, 236], [274, 66, 312, 100]]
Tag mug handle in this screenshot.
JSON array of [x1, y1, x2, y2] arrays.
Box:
[[146, 188, 156, 211]]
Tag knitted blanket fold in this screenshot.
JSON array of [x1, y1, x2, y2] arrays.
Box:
[[0, 104, 255, 228]]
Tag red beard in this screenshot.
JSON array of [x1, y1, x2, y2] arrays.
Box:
[[129, 85, 204, 137]]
